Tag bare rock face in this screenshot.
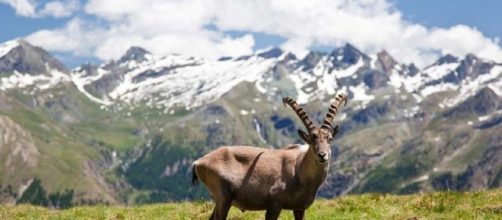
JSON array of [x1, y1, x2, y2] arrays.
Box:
[[445, 87, 500, 118], [0, 93, 12, 111], [376, 50, 398, 74], [467, 134, 502, 188], [0, 115, 39, 168], [82, 64, 127, 98], [432, 133, 502, 191], [435, 54, 459, 65], [437, 54, 495, 84], [299, 51, 324, 71]]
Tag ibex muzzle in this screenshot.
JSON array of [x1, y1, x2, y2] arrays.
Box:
[[192, 94, 348, 220]]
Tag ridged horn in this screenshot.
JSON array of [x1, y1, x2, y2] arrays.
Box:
[[321, 94, 348, 130], [282, 97, 316, 132]]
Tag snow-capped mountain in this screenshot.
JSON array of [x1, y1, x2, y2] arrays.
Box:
[[2, 39, 499, 112], [0, 39, 501, 205], [0, 39, 69, 91], [72, 47, 285, 107], [67, 42, 502, 112]]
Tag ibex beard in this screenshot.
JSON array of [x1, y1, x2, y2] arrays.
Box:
[[192, 94, 348, 220]]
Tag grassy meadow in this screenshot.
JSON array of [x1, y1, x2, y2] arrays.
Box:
[[2, 189, 502, 219]]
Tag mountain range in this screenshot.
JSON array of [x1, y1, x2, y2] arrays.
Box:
[[0, 39, 501, 206]]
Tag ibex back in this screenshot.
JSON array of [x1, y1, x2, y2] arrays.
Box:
[[192, 94, 348, 220]]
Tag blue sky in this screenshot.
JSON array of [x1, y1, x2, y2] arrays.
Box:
[[1, 0, 502, 67], [396, 0, 502, 43], [0, 4, 65, 42]]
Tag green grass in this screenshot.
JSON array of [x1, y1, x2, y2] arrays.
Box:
[[2, 190, 502, 219]]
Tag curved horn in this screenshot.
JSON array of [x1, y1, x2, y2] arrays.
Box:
[[282, 97, 316, 132], [321, 94, 348, 130]]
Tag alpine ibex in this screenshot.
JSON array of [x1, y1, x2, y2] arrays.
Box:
[[192, 94, 348, 220]]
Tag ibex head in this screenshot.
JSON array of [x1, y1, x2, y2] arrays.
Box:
[[283, 94, 348, 164]]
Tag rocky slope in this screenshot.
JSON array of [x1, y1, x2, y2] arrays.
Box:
[[0, 39, 501, 205]]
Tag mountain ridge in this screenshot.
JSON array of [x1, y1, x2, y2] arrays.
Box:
[[0, 39, 501, 206]]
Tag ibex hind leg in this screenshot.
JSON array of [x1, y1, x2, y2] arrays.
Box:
[[293, 210, 305, 220]]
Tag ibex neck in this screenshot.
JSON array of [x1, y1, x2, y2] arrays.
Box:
[[297, 146, 329, 188]]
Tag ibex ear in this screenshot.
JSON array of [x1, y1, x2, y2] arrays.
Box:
[[331, 125, 340, 139], [298, 129, 309, 143]]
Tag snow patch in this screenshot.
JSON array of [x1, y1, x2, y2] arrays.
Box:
[[107, 54, 277, 108], [338, 113, 347, 121], [0, 39, 19, 58], [0, 65, 70, 91], [389, 70, 423, 92], [420, 82, 458, 97], [71, 68, 113, 105], [478, 115, 490, 121], [332, 58, 364, 78], [422, 62, 459, 81], [416, 174, 429, 182], [441, 65, 502, 107], [240, 109, 249, 115], [349, 84, 374, 102], [412, 93, 424, 103]]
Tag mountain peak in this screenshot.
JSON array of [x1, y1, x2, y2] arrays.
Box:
[[376, 50, 398, 73], [478, 86, 498, 97], [449, 52, 496, 82], [331, 43, 368, 66], [0, 39, 21, 58], [17, 39, 34, 47], [436, 54, 459, 65], [445, 87, 499, 117], [406, 63, 420, 76], [465, 53, 478, 59], [343, 43, 359, 53], [257, 47, 284, 59], [75, 63, 99, 77], [0, 39, 68, 75], [118, 46, 151, 64], [299, 51, 325, 70]]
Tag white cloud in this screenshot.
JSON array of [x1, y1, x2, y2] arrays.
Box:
[[40, 0, 79, 18], [27, 0, 255, 60], [0, 0, 78, 18], [26, 18, 102, 56], [0, 0, 36, 17], [23, 0, 502, 67], [26, 17, 255, 61]]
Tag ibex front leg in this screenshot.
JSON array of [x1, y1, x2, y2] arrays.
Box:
[[209, 181, 232, 220], [265, 205, 282, 220], [214, 197, 232, 220]]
